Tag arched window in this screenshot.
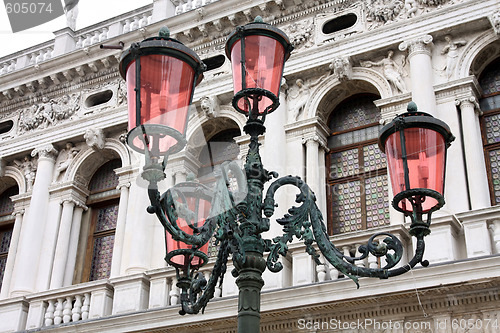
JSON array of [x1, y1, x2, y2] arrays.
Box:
[[479, 57, 500, 205], [83, 159, 121, 281], [326, 94, 390, 235], [0, 186, 18, 290], [197, 128, 241, 183], [197, 128, 240, 257]]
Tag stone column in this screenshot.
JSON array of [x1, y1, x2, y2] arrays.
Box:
[[399, 35, 436, 115], [0, 210, 24, 299], [110, 182, 130, 278], [318, 144, 328, 218], [456, 97, 490, 209], [63, 203, 87, 286], [10, 144, 57, 296], [50, 200, 76, 289], [304, 137, 320, 203]]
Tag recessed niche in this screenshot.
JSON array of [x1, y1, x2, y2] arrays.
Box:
[[0, 120, 13, 134], [85, 90, 113, 108], [203, 55, 226, 71], [322, 13, 357, 34]]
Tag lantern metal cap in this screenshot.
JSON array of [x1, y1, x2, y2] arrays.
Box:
[[224, 18, 294, 60], [119, 28, 206, 85], [378, 102, 455, 152]]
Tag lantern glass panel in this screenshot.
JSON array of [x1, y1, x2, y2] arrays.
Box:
[[384, 128, 446, 213], [126, 54, 195, 154], [166, 196, 211, 269], [230, 35, 285, 113]]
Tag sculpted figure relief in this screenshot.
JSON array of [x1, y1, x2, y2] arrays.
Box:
[[329, 57, 352, 81], [441, 35, 467, 79], [287, 75, 327, 122], [55, 142, 80, 179], [360, 50, 407, 93], [14, 156, 37, 190], [64, 0, 79, 30], [84, 128, 106, 150], [200, 95, 220, 118]]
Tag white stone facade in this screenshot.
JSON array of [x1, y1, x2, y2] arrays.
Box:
[[0, 0, 499, 332]]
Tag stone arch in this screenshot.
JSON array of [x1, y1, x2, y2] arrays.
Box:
[[308, 67, 391, 121], [1, 167, 25, 194], [64, 138, 130, 187], [186, 112, 242, 159], [458, 30, 500, 79]]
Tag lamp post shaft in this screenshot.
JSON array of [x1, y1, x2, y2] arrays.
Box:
[[235, 251, 266, 333]]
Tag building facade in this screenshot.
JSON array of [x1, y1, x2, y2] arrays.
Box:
[[0, 0, 500, 332]]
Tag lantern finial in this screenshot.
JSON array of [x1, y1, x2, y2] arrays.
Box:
[[254, 16, 264, 23], [159, 26, 170, 39], [407, 101, 418, 112]]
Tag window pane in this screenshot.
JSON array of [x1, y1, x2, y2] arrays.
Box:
[[363, 143, 387, 171], [90, 234, 115, 281], [89, 159, 121, 193], [488, 149, 500, 204], [331, 180, 362, 234], [365, 175, 390, 229], [328, 125, 381, 149], [0, 255, 7, 290], [0, 186, 18, 216], [329, 95, 381, 132], [330, 148, 359, 179], [0, 229, 13, 254], [484, 113, 500, 144], [95, 205, 119, 232]]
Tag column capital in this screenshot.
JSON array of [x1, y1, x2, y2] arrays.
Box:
[[60, 198, 87, 210], [31, 144, 58, 161], [12, 208, 25, 216], [455, 96, 482, 115], [117, 182, 131, 191], [399, 35, 433, 57]]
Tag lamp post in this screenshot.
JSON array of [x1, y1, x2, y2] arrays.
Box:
[[119, 19, 454, 333]]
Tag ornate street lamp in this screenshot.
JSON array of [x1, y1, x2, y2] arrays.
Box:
[[120, 20, 454, 333], [119, 27, 205, 181], [379, 102, 455, 238]]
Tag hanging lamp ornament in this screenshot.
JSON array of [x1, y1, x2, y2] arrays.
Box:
[[379, 102, 455, 236], [225, 16, 293, 120], [119, 27, 206, 180]]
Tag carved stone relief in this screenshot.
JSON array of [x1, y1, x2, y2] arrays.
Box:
[[285, 73, 330, 123], [55, 142, 80, 181], [489, 10, 500, 35], [360, 50, 408, 93], [440, 35, 467, 79], [18, 93, 81, 133], [282, 18, 315, 50], [84, 128, 106, 151], [329, 57, 352, 82], [13, 156, 37, 190], [199, 95, 220, 118]]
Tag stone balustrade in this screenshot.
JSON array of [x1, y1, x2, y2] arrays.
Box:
[[174, 0, 221, 15]]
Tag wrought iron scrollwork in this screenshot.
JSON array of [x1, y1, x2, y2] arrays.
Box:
[[263, 175, 427, 286]]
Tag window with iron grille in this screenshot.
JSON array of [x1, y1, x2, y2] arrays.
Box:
[[0, 186, 18, 290], [326, 94, 390, 235], [83, 159, 121, 282], [479, 57, 500, 205]]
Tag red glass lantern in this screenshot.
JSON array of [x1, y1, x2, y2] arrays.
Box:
[[225, 17, 293, 118], [379, 103, 454, 217], [162, 182, 213, 272], [119, 28, 205, 160]]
